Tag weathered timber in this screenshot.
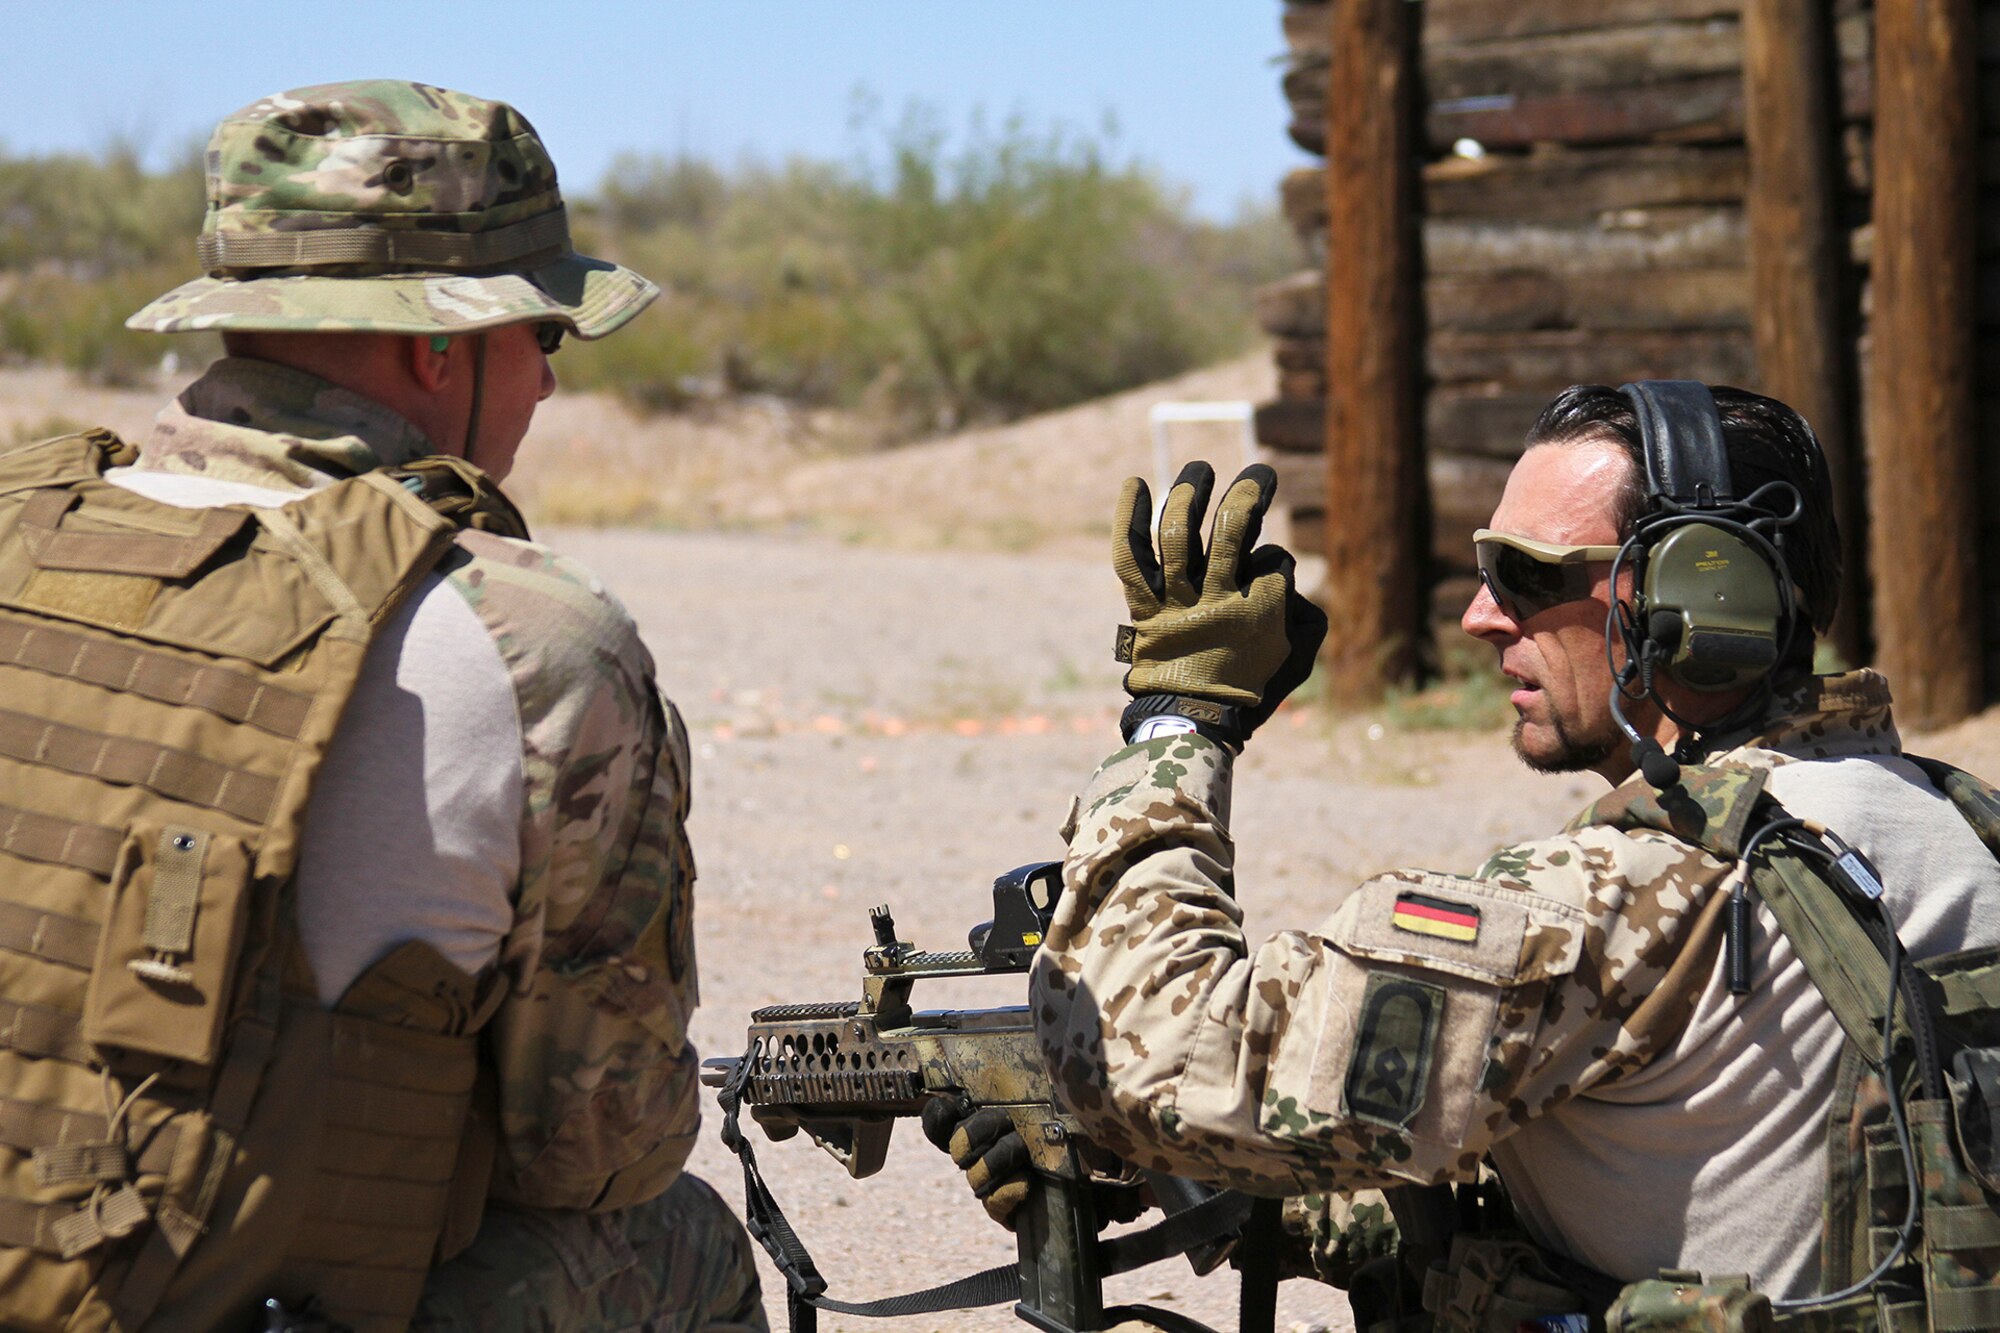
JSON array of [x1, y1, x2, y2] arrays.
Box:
[[1422, 145, 1748, 221], [1427, 390, 1553, 459], [1425, 268, 1751, 333], [1283, 3, 1329, 58], [1324, 0, 1425, 700], [1254, 398, 1325, 454], [1428, 328, 1757, 388], [1282, 168, 1327, 245], [1274, 453, 1512, 572], [1428, 76, 1744, 152], [1273, 337, 1326, 374], [1843, 125, 1874, 194], [1429, 454, 1517, 568], [1746, 0, 1866, 663], [1422, 0, 1738, 46], [1287, 507, 1326, 558], [1425, 21, 1744, 103], [1430, 574, 1487, 629], [1868, 0, 1982, 726], [1285, 57, 1328, 155], [1278, 368, 1326, 402], [1254, 270, 1325, 340], [1425, 207, 1746, 275]]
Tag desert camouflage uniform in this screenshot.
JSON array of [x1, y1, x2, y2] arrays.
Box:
[[1032, 672, 1929, 1285], [125, 356, 763, 1330]]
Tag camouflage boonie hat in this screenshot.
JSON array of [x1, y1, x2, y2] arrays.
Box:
[[127, 80, 656, 340]]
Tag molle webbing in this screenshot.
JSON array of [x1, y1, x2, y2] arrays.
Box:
[[0, 706, 277, 824], [0, 427, 511, 1333], [0, 899, 101, 969], [0, 802, 121, 878], [0, 616, 312, 736], [0, 995, 91, 1063]]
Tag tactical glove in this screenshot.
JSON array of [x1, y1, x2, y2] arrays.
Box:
[[920, 1094, 1149, 1233], [1114, 461, 1327, 749], [921, 1094, 1032, 1229]]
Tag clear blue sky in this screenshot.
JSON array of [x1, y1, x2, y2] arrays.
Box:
[[10, 2, 1310, 219]]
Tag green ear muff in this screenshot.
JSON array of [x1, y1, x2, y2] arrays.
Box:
[[1639, 523, 1783, 691], [429, 335, 450, 353]]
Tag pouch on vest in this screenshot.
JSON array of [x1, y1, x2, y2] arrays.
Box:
[[82, 823, 253, 1066], [1605, 1274, 1771, 1333]]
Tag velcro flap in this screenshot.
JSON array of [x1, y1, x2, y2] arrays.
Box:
[[21, 489, 250, 579], [1328, 871, 1584, 986]]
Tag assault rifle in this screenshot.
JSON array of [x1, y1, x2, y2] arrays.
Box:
[[703, 862, 1284, 1333]]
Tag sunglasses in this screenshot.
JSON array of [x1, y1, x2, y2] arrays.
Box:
[[1472, 528, 1623, 620], [534, 321, 566, 355]]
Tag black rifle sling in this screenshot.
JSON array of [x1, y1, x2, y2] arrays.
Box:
[[716, 1046, 1257, 1330]]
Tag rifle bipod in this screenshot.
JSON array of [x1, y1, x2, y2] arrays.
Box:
[[717, 1051, 1283, 1333]]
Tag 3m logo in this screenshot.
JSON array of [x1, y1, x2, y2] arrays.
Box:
[[1342, 975, 1442, 1128]]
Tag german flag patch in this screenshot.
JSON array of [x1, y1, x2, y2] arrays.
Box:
[[1391, 892, 1480, 943]]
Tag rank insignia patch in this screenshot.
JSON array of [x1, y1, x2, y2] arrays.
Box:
[[1391, 891, 1480, 943]]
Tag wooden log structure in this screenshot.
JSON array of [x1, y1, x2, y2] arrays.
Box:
[[1868, 0, 1981, 726], [1256, 0, 1998, 715], [1322, 0, 1425, 702], [1744, 0, 1866, 665]]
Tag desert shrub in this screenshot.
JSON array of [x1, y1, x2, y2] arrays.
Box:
[[1, 108, 1298, 417]]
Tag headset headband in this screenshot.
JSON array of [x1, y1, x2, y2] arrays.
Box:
[[1620, 380, 1733, 509]]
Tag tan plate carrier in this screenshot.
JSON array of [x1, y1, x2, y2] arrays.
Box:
[[0, 428, 526, 1333]]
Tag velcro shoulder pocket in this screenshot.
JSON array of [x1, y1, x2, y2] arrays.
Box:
[[1261, 872, 1582, 1157]]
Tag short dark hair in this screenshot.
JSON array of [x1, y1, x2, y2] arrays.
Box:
[[1522, 384, 1842, 644]]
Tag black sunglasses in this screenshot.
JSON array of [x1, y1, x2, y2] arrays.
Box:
[[534, 322, 566, 355], [1472, 529, 1622, 621]]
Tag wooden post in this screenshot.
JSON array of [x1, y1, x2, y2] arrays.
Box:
[[1868, 0, 1981, 727], [1323, 0, 1425, 703], [1743, 0, 1865, 668]]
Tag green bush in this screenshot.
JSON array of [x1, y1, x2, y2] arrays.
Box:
[[1, 109, 1299, 419]]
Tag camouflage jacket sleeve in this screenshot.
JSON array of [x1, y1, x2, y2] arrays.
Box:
[[1032, 733, 1734, 1195], [448, 532, 701, 1212]]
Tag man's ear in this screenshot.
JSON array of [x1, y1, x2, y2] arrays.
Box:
[[408, 333, 454, 392]]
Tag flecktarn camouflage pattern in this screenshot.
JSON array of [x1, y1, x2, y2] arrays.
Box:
[[127, 80, 657, 339]]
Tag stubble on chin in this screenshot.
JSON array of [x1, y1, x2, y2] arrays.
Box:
[[1510, 712, 1618, 775]]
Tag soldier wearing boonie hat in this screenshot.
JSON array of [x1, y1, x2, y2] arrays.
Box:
[[0, 80, 765, 1332]]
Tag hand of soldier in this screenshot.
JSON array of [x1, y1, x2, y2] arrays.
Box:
[[922, 1094, 1032, 1229], [1114, 461, 1327, 749]]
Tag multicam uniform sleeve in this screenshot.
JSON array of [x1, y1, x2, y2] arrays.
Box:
[[1032, 732, 1736, 1195], [448, 533, 701, 1212]]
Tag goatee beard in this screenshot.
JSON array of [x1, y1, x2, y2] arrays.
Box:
[[1512, 714, 1619, 775]]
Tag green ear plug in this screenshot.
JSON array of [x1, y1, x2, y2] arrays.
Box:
[[429, 335, 450, 353]]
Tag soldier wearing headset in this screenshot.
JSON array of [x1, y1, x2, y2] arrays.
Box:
[[929, 383, 2000, 1332]]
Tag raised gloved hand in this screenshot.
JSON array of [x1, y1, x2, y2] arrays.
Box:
[[1114, 461, 1327, 749], [922, 1094, 1032, 1228]]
